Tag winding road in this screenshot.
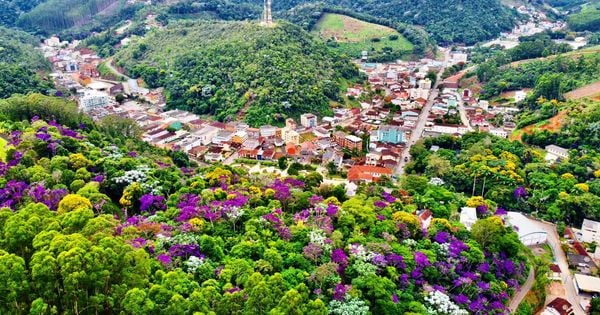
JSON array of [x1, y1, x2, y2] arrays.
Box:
[[105, 58, 132, 80], [537, 220, 586, 315], [509, 267, 535, 312]]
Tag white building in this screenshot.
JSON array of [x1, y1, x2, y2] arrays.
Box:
[[192, 125, 220, 145], [260, 125, 278, 138], [460, 207, 477, 230], [419, 78, 432, 90], [478, 100, 489, 111], [300, 113, 318, 128], [283, 129, 300, 145], [489, 128, 508, 138], [427, 125, 470, 136], [515, 90, 527, 103], [545, 145, 569, 162], [581, 219, 600, 244], [574, 274, 600, 295], [505, 212, 547, 246], [79, 91, 110, 111]]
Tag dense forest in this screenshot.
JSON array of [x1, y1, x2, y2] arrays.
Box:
[[116, 21, 360, 127], [283, 0, 520, 45], [475, 52, 600, 100], [0, 0, 48, 27], [15, 0, 136, 35], [0, 93, 530, 314], [161, 0, 518, 44], [567, 0, 600, 31], [0, 27, 52, 99]]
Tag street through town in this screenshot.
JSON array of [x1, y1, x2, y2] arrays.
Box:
[[395, 49, 450, 177]]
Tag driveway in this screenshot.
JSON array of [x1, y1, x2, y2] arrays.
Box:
[[509, 267, 535, 312], [536, 220, 586, 315]]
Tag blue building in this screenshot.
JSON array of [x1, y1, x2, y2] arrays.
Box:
[[378, 125, 406, 144]]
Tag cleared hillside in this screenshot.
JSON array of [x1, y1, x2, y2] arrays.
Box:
[[313, 13, 413, 61]]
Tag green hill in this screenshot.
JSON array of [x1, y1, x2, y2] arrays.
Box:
[[15, 0, 141, 37], [567, 0, 600, 31], [313, 13, 414, 61], [0, 26, 52, 99], [116, 21, 360, 127], [0, 0, 48, 28]]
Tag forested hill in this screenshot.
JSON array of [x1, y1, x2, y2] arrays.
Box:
[[17, 0, 120, 34], [0, 27, 52, 99], [189, 0, 520, 44], [116, 21, 360, 127], [0, 0, 48, 28]]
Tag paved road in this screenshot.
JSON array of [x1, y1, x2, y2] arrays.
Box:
[[105, 58, 132, 81], [509, 266, 535, 312], [395, 48, 450, 177], [536, 220, 586, 315]]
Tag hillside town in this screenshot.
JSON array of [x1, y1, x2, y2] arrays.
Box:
[[41, 36, 526, 187]]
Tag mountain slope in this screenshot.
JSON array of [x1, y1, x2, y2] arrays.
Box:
[[0, 26, 52, 98], [116, 21, 359, 127], [16, 0, 127, 35], [178, 0, 519, 44], [0, 0, 48, 28]]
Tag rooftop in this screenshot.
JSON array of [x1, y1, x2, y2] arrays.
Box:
[[574, 273, 600, 293], [505, 212, 547, 241]]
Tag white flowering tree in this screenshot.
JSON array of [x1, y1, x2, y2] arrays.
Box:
[[424, 291, 468, 315]]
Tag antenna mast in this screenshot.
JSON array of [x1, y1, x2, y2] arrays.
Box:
[[262, 0, 273, 25]]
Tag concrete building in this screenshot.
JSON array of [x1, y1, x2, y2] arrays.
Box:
[[79, 91, 110, 111], [345, 135, 363, 151], [283, 129, 300, 145], [300, 113, 318, 128], [581, 219, 600, 244], [192, 125, 220, 145], [545, 145, 569, 162], [489, 128, 508, 138], [378, 125, 406, 144], [505, 212, 547, 246], [574, 274, 600, 295], [515, 90, 528, 103], [419, 78, 432, 90], [260, 125, 277, 138]]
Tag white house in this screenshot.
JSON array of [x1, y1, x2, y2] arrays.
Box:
[[460, 207, 477, 230], [581, 219, 600, 244], [545, 145, 569, 162], [192, 125, 220, 145], [489, 128, 508, 138], [300, 113, 318, 128]]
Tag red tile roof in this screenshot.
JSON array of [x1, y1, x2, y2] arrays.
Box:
[[348, 165, 393, 182], [547, 297, 572, 315], [549, 264, 561, 273]]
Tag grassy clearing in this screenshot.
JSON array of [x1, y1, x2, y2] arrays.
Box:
[[313, 13, 413, 59]]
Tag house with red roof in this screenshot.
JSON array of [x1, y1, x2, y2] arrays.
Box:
[[348, 165, 393, 183]]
